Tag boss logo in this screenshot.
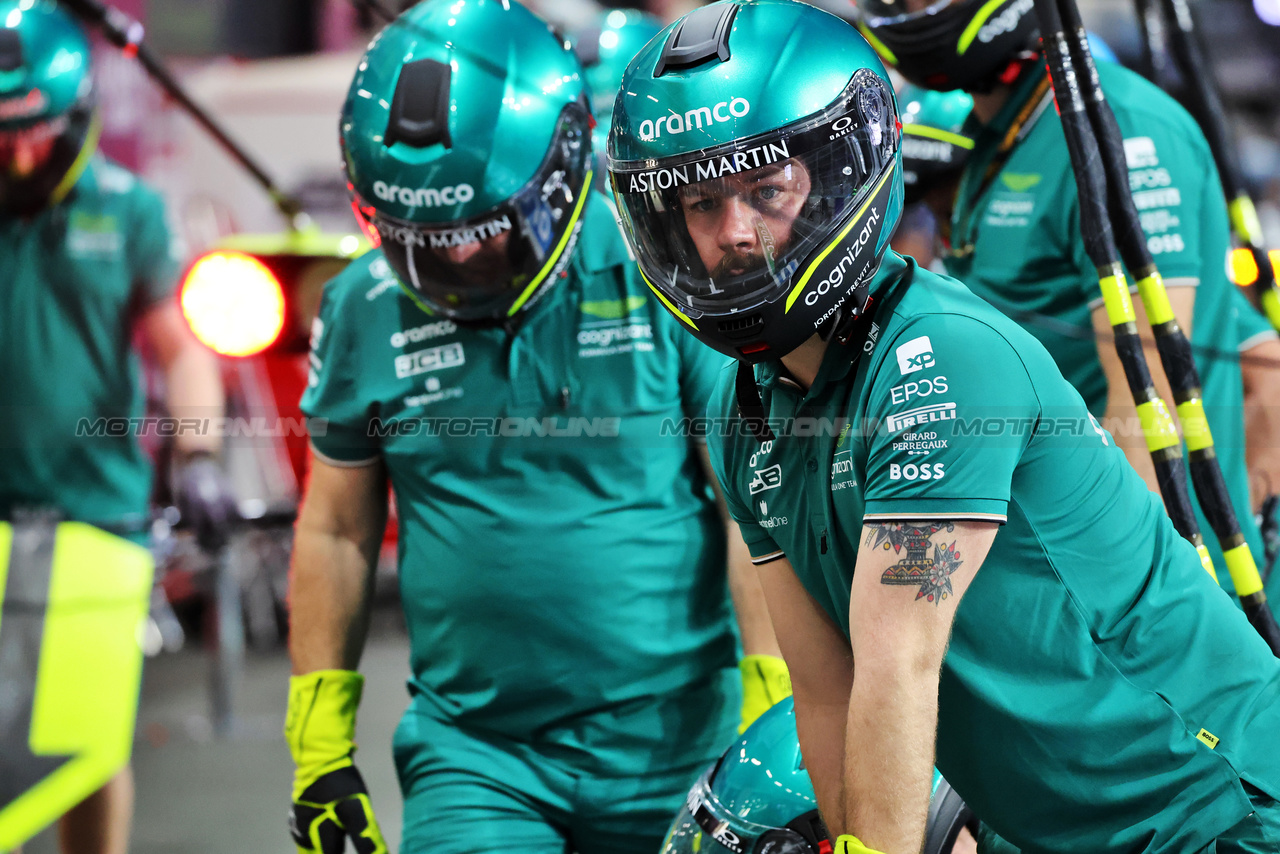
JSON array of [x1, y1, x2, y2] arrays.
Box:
[[372, 180, 475, 208]]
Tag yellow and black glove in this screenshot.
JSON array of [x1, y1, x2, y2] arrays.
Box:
[[738, 654, 792, 733], [285, 670, 388, 854], [835, 835, 888, 854]]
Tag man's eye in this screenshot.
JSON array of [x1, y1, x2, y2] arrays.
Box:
[[685, 197, 714, 213], [756, 185, 782, 202]]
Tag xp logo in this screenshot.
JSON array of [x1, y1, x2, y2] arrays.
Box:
[[638, 98, 750, 141], [372, 180, 475, 208], [749, 464, 782, 495], [896, 336, 936, 375]]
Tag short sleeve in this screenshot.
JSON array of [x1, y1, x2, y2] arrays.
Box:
[[299, 277, 382, 465], [862, 316, 1041, 523], [129, 185, 181, 307], [706, 369, 783, 564], [675, 327, 735, 425], [1234, 286, 1278, 352]]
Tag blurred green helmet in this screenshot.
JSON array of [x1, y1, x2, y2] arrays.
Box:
[[898, 84, 974, 204], [573, 8, 662, 195], [0, 0, 98, 216], [608, 0, 903, 362], [662, 698, 975, 854], [341, 0, 594, 325]]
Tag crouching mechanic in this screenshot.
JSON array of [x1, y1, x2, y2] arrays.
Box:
[[284, 2, 787, 853], [1, 4, 234, 853], [608, 2, 1280, 852]]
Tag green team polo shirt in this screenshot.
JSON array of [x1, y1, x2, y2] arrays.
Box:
[[945, 61, 1264, 591], [301, 194, 739, 768], [708, 251, 1280, 854], [0, 158, 179, 529]]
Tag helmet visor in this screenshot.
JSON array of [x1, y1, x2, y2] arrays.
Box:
[[0, 116, 66, 177], [609, 69, 897, 317], [353, 104, 592, 323], [661, 771, 815, 854], [855, 0, 965, 28]]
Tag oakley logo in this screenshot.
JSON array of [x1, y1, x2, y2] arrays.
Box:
[[637, 97, 750, 141], [372, 181, 475, 208], [748, 464, 782, 495], [895, 336, 936, 375], [978, 0, 1033, 44]]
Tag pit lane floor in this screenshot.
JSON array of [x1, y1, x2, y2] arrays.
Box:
[[24, 604, 411, 854]]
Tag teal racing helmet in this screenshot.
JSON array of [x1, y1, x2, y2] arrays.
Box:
[[573, 8, 662, 195], [852, 0, 1041, 92], [341, 0, 594, 325], [898, 84, 974, 205], [608, 0, 904, 362], [0, 0, 98, 217], [661, 698, 975, 854]]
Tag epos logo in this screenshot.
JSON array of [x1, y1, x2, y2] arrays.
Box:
[[896, 336, 936, 375], [638, 98, 750, 141]]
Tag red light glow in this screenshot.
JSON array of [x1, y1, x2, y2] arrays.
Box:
[[180, 251, 287, 357]]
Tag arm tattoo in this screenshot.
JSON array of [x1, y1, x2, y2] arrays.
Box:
[[865, 522, 964, 605]]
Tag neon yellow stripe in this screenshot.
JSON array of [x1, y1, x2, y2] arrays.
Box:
[[902, 124, 975, 150], [1223, 544, 1263, 597], [1195, 543, 1218, 584], [1099, 269, 1136, 326], [1176, 398, 1214, 453], [1137, 398, 1180, 452], [1263, 286, 1280, 331], [785, 162, 896, 313], [1229, 195, 1264, 245], [958, 0, 1009, 55], [857, 23, 898, 65], [642, 275, 698, 330], [48, 112, 102, 207], [507, 170, 594, 317], [1135, 272, 1175, 325]]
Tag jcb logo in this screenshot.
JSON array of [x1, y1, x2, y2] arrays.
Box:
[[749, 464, 782, 495]]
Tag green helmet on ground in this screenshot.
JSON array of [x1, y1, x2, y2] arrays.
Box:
[[661, 698, 975, 854], [898, 83, 974, 204], [573, 8, 662, 196], [341, 0, 594, 325], [0, 0, 98, 216], [608, 0, 903, 362], [852, 0, 1040, 93]]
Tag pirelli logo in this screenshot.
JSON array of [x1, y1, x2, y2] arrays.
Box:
[[394, 342, 465, 379], [885, 403, 957, 433]]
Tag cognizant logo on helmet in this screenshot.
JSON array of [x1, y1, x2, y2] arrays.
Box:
[[372, 181, 475, 208], [978, 0, 1033, 44], [638, 98, 750, 141], [804, 207, 882, 307]]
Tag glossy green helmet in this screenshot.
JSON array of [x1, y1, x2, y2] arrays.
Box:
[[0, 0, 98, 217], [662, 698, 975, 854], [608, 0, 903, 362], [852, 0, 1040, 92], [898, 84, 974, 204], [341, 0, 594, 325], [573, 8, 662, 196]]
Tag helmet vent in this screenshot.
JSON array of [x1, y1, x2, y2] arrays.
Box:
[[718, 313, 763, 340], [653, 3, 737, 77], [385, 58, 452, 150], [0, 29, 23, 73]]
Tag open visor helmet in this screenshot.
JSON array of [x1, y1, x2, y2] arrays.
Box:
[[609, 0, 903, 363], [342, 0, 593, 326], [0, 0, 98, 217], [853, 0, 1040, 92]]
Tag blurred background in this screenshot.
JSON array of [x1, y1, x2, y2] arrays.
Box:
[[14, 0, 1280, 851]]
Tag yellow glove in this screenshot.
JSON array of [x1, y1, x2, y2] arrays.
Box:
[[835, 835, 888, 854], [285, 670, 388, 854], [738, 654, 792, 733]]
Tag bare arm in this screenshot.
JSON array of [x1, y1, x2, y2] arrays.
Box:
[[1091, 283, 1196, 496], [754, 554, 852, 826], [1241, 337, 1280, 511], [138, 298, 225, 458], [699, 443, 781, 656], [843, 520, 996, 852], [289, 452, 388, 674]]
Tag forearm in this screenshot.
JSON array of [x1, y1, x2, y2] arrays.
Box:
[[727, 531, 781, 657], [288, 520, 379, 674], [793, 692, 850, 831], [164, 340, 225, 458], [1102, 397, 1162, 496], [841, 659, 940, 851]]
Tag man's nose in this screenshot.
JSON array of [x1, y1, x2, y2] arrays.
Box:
[[443, 239, 484, 265], [10, 138, 39, 178], [716, 195, 758, 251]]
